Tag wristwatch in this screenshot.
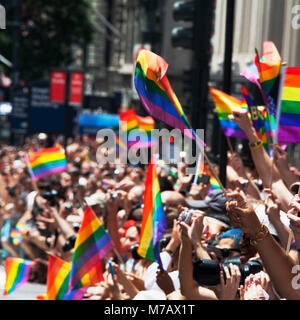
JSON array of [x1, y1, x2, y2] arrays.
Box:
[[249, 224, 269, 246]]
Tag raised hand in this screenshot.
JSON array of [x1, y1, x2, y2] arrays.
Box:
[[218, 263, 241, 300]]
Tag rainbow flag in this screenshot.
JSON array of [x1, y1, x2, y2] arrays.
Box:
[[3, 258, 34, 295], [134, 49, 204, 148], [136, 115, 155, 148], [255, 41, 281, 93], [27, 147, 68, 181], [69, 206, 113, 290], [210, 87, 248, 139], [198, 164, 221, 192], [10, 220, 30, 245], [241, 86, 274, 154], [278, 67, 300, 143], [38, 254, 86, 300], [241, 41, 281, 119], [120, 108, 139, 136], [137, 157, 167, 268], [116, 135, 127, 151]]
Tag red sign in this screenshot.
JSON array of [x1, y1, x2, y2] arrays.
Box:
[[69, 71, 84, 106], [50, 70, 67, 103]]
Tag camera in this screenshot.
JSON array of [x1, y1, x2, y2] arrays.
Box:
[[192, 257, 263, 286], [130, 243, 143, 260], [64, 202, 73, 212], [41, 190, 58, 207], [178, 209, 193, 225], [198, 174, 210, 185], [62, 235, 77, 252]]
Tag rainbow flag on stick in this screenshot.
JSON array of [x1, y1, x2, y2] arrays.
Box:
[[138, 157, 167, 268], [255, 42, 281, 93], [278, 67, 300, 143], [120, 108, 139, 137], [3, 258, 34, 296], [69, 206, 113, 290], [27, 147, 68, 181], [134, 49, 205, 149], [210, 87, 248, 139], [241, 86, 274, 154], [197, 164, 221, 193], [37, 254, 86, 300]]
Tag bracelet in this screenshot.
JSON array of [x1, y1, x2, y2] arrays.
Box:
[[249, 140, 262, 151], [249, 224, 269, 246]]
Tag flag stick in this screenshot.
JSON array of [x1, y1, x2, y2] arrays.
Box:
[[269, 64, 287, 187], [274, 63, 287, 145], [24, 156, 39, 194], [193, 151, 204, 184], [203, 151, 227, 196], [113, 247, 125, 266], [226, 136, 234, 154], [255, 48, 275, 144]]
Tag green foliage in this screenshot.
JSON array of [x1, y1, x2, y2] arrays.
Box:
[[1, 0, 94, 82]]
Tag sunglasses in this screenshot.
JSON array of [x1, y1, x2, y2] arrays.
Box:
[[206, 245, 240, 260]]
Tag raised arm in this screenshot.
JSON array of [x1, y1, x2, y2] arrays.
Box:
[[273, 144, 298, 189], [178, 216, 217, 300], [229, 109, 292, 211], [226, 191, 300, 299]]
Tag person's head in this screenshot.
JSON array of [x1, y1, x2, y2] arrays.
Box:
[[161, 191, 187, 214], [129, 167, 144, 183], [158, 176, 174, 192], [209, 228, 242, 262], [122, 224, 141, 258], [60, 172, 72, 187], [127, 185, 145, 205]]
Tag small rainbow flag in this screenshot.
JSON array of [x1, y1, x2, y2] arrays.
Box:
[[3, 258, 34, 296], [119, 109, 155, 148], [198, 164, 221, 192], [134, 49, 204, 148], [27, 147, 68, 181], [37, 254, 86, 300], [120, 108, 139, 135], [116, 135, 127, 151], [136, 114, 155, 148], [241, 41, 281, 118], [69, 206, 113, 290], [10, 220, 30, 245], [278, 67, 300, 143], [137, 157, 167, 268], [241, 86, 274, 154], [255, 41, 281, 93], [210, 87, 248, 139]]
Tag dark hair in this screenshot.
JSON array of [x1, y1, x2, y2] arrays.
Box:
[[158, 176, 174, 192]]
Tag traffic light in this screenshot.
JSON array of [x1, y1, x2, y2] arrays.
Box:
[[171, 0, 216, 138], [171, 0, 215, 56], [171, 1, 194, 49]]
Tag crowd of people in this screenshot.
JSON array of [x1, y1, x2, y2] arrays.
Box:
[[1, 106, 300, 300]]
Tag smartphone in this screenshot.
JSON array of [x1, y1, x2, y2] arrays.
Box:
[[198, 174, 210, 185], [108, 260, 114, 277]]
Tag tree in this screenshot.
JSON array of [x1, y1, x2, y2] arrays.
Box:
[[0, 0, 94, 83]]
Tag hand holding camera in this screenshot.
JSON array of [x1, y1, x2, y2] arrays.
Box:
[[178, 208, 205, 246]]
